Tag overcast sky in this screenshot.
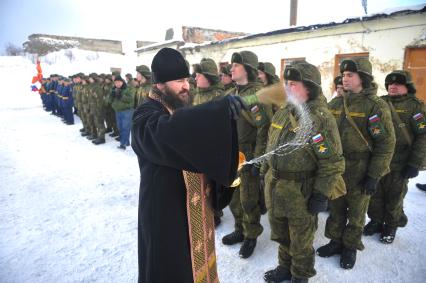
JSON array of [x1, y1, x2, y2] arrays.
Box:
[[1, 0, 425, 53]]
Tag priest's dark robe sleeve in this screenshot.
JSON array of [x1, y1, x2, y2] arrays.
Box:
[[132, 97, 238, 187]]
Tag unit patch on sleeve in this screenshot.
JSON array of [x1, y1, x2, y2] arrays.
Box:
[[368, 114, 385, 138], [413, 112, 426, 134], [311, 133, 332, 158]]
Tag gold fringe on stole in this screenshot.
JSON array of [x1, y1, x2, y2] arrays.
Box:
[[182, 171, 219, 283]]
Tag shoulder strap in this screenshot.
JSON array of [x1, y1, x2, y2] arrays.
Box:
[[342, 94, 372, 152], [387, 100, 413, 146]]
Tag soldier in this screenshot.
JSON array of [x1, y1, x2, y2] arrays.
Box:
[[110, 75, 135, 150], [72, 74, 85, 132], [333, 75, 344, 97], [134, 65, 152, 108], [102, 75, 115, 134], [318, 58, 396, 269], [258, 62, 280, 86], [106, 72, 120, 138], [220, 64, 234, 91], [262, 62, 345, 283], [192, 58, 226, 227], [92, 75, 107, 145], [364, 70, 426, 243], [193, 58, 224, 105], [83, 74, 97, 140], [221, 50, 272, 258]]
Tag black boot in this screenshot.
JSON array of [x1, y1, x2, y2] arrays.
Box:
[[79, 128, 85, 132], [92, 138, 106, 145], [105, 128, 113, 133], [340, 247, 356, 269], [316, 240, 342, 257], [222, 230, 244, 245], [380, 225, 397, 244], [263, 266, 291, 282], [363, 220, 383, 236], [239, 238, 257, 258], [417, 183, 426, 192], [214, 216, 221, 228], [115, 137, 121, 142], [110, 132, 119, 137], [81, 132, 89, 137], [291, 277, 308, 283], [86, 135, 96, 140]]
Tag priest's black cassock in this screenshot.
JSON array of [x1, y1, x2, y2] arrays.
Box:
[[131, 96, 238, 283]]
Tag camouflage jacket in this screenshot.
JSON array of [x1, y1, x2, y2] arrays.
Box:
[[328, 83, 396, 179], [262, 94, 345, 198], [227, 82, 272, 160], [193, 83, 225, 106], [381, 93, 426, 171], [134, 83, 151, 108]]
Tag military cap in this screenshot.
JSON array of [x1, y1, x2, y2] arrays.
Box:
[[334, 75, 343, 86], [385, 70, 416, 94], [258, 62, 277, 77], [284, 61, 321, 88], [136, 65, 151, 78], [231, 50, 258, 71], [220, 64, 232, 76], [89, 72, 98, 79], [340, 57, 373, 80], [193, 58, 219, 78]]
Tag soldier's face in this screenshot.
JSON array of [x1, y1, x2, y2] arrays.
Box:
[[114, 80, 124, 88], [286, 80, 309, 103], [258, 71, 267, 85], [336, 85, 344, 96], [195, 73, 210, 88], [342, 71, 362, 93], [388, 83, 408, 96], [231, 63, 247, 84], [221, 73, 232, 85]]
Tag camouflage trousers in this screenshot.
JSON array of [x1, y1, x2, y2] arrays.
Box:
[[229, 168, 263, 239], [105, 105, 119, 134], [325, 185, 370, 250], [94, 109, 106, 139], [367, 171, 409, 228], [265, 173, 317, 279], [83, 111, 96, 137], [269, 215, 317, 279]]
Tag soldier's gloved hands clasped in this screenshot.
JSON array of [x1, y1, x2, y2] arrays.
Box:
[[401, 165, 419, 179], [360, 176, 379, 195], [225, 95, 248, 120], [308, 193, 328, 215]]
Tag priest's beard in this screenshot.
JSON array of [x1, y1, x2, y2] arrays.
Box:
[[161, 84, 192, 110]]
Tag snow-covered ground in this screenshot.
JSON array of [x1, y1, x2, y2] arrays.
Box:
[[1, 56, 426, 282]]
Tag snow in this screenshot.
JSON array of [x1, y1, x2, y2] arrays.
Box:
[[1, 55, 426, 283]]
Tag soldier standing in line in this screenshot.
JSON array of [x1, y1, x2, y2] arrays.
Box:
[[333, 75, 344, 98], [134, 65, 152, 108], [262, 62, 345, 283], [258, 62, 280, 87], [317, 58, 395, 269], [83, 74, 97, 140], [221, 50, 272, 259], [106, 72, 120, 138], [364, 70, 426, 243], [192, 58, 226, 227], [92, 75, 107, 145]]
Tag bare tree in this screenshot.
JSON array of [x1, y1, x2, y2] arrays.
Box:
[[4, 42, 23, 56]]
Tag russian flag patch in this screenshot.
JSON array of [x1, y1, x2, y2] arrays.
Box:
[[369, 114, 380, 123], [312, 133, 323, 143], [413, 113, 424, 120]]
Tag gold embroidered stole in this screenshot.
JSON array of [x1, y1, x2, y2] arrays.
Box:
[[182, 171, 219, 283]]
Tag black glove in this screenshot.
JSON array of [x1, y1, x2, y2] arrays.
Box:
[[360, 176, 379, 195], [308, 193, 328, 215], [401, 165, 419, 179], [225, 95, 248, 120], [250, 164, 260, 177]]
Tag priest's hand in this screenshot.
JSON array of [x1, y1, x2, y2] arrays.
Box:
[[226, 95, 248, 120]]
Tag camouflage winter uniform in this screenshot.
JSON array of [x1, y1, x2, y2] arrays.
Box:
[[326, 59, 396, 251], [262, 62, 344, 279], [368, 71, 426, 229], [92, 80, 106, 140]]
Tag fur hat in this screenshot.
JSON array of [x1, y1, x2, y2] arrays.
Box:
[[151, 48, 190, 83]]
